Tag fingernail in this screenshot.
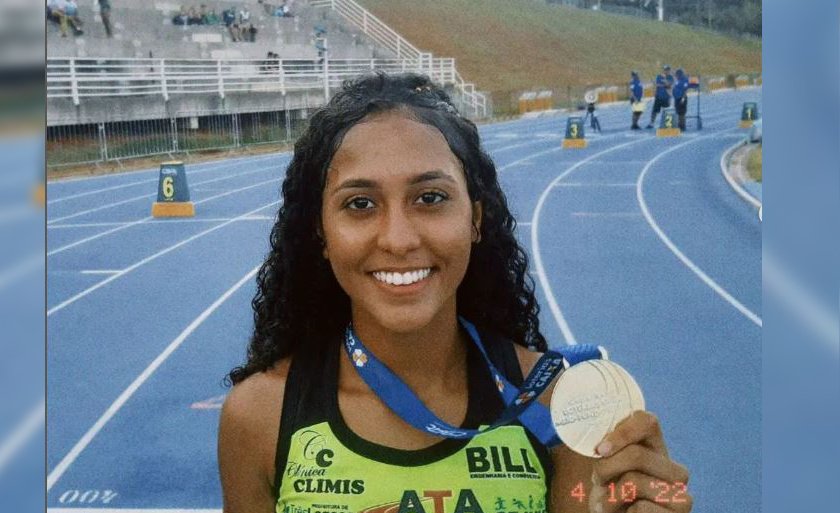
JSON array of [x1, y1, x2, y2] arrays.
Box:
[[596, 441, 612, 456]]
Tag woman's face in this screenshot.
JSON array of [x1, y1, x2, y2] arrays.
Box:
[[321, 110, 480, 334]]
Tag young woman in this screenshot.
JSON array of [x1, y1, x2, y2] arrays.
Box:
[[219, 72, 692, 513]]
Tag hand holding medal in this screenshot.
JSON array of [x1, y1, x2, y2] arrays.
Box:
[[548, 357, 692, 512]]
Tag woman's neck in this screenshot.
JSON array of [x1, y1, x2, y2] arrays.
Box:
[[347, 307, 468, 394]]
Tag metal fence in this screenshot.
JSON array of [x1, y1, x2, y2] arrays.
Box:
[[47, 57, 459, 104], [46, 109, 310, 168]]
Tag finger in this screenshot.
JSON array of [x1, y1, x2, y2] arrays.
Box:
[[597, 472, 692, 513], [593, 444, 689, 485], [625, 500, 673, 513], [596, 411, 668, 458]]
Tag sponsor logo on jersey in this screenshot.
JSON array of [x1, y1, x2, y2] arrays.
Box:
[[359, 489, 485, 513], [292, 479, 365, 495], [465, 446, 540, 480]]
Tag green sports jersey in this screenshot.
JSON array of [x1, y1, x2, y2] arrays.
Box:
[[274, 331, 553, 513]]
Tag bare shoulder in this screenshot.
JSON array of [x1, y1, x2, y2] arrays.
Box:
[[218, 358, 291, 512], [222, 358, 291, 426]]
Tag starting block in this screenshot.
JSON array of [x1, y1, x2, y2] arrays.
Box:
[[656, 109, 681, 137], [151, 161, 195, 217], [562, 116, 588, 148], [739, 102, 759, 128]]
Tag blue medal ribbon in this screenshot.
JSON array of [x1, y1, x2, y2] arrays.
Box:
[[343, 316, 603, 447]]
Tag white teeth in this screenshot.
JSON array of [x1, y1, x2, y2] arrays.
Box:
[[373, 268, 432, 286]]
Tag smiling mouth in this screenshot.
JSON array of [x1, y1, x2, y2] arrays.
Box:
[[371, 267, 433, 286]]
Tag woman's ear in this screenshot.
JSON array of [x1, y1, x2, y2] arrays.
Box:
[[472, 201, 483, 243]]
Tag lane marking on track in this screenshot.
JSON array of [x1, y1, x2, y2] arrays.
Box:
[[555, 182, 636, 187], [47, 200, 278, 316], [47, 150, 288, 186], [0, 399, 44, 477], [719, 140, 762, 210], [530, 138, 645, 345], [48, 176, 279, 257], [49, 216, 275, 229], [48, 163, 277, 225], [528, 115, 747, 345], [47, 153, 283, 204], [571, 212, 642, 218], [636, 131, 762, 327], [79, 270, 122, 275], [46, 264, 262, 490]]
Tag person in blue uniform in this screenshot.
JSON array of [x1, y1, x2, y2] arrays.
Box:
[[629, 70, 644, 130], [672, 68, 699, 131], [218, 71, 693, 513], [646, 65, 674, 129]]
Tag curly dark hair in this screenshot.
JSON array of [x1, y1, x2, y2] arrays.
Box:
[[227, 71, 546, 385]]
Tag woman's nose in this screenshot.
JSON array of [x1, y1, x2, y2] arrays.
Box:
[[376, 206, 421, 255]]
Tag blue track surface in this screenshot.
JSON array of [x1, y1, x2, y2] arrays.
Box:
[[46, 89, 762, 512]]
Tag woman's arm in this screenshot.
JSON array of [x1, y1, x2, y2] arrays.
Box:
[[218, 360, 290, 513]]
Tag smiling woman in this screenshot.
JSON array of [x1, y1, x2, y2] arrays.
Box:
[[217, 72, 691, 513]]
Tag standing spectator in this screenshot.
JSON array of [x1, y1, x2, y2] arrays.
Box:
[[646, 64, 673, 129], [628, 70, 644, 130], [222, 6, 240, 41], [98, 0, 113, 37], [172, 5, 188, 25], [238, 5, 250, 25], [187, 6, 202, 24], [246, 23, 257, 42], [672, 68, 699, 131], [203, 7, 220, 25]]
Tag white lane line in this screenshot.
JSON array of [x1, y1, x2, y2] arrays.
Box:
[[516, 222, 532, 226], [47, 200, 278, 316], [46, 264, 262, 491], [47, 163, 276, 225], [47, 150, 287, 185], [636, 132, 762, 327], [48, 510, 221, 513], [719, 140, 762, 210], [531, 138, 646, 345], [49, 216, 275, 229], [79, 270, 122, 275], [47, 153, 282, 204], [555, 182, 636, 187], [48, 176, 279, 257], [572, 212, 642, 218], [0, 399, 44, 477]]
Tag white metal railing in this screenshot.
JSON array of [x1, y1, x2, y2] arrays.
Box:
[[309, 0, 487, 117], [47, 56, 461, 103]]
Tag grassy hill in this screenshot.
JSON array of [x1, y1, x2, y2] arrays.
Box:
[[357, 0, 761, 115]]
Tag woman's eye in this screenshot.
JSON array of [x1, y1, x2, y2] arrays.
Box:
[[346, 197, 374, 210], [416, 192, 447, 205]]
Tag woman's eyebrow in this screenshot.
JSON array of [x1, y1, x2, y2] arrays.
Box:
[[409, 170, 456, 185], [332, 170, 455, 193]]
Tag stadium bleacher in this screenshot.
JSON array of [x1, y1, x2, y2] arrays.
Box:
[[46, 0, 385, 60]]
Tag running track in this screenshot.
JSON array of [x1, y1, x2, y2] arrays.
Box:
[[45, 89, 762, 512]]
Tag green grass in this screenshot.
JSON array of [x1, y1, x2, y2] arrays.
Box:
[[747, 144, 761, 182], [358, 0, 761, 115]]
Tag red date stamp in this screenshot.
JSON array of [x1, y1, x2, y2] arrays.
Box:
[[570, 480, 689, 504]]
